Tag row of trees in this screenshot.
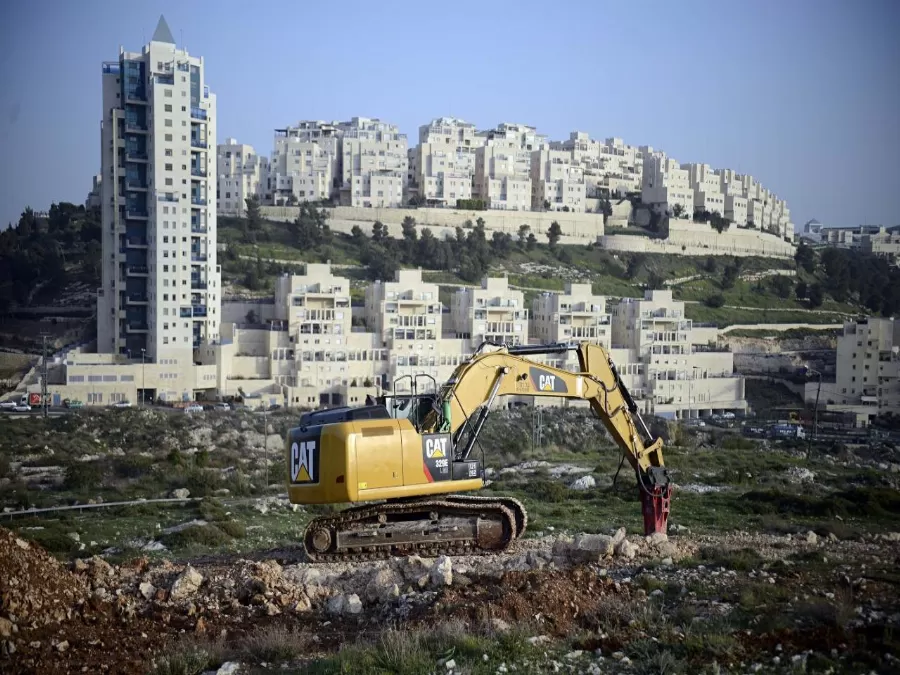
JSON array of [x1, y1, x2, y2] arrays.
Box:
[[795, 243, 900, 315], [0, 205, 102, 313]]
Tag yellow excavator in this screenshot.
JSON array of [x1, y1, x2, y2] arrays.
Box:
[[285, 342, 671, 561]]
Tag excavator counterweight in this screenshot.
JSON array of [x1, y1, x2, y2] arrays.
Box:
[[286, 341, 671, 561]]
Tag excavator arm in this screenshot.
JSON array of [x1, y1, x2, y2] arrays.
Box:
[[422, 341, 672, 534]]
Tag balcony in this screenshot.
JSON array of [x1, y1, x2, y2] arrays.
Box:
[[125, 152, 148, 163], [124, 91, 147, 104], [191, 168, 207, 178], [190, 107, 207, 121], [125, 123, 148, 134], [191, 225, 207, 234], [159, 193, 179, 203], [191, 197, 207, 207], [125, 210, 148, 220], [190, 139, 208, 149], [191, 280, 208, 290], [192, 305, 208, 317], [191, 253, 208, 262], [125, 265, 149, 275], [154, 74, 174, 85], [126, 322, 149, 332], [126, 293, 148, 304], [124, 180, 147, 191], [180, 308, 193, 318], [125, 237, 148, 248], [102, 62, 120, 75]]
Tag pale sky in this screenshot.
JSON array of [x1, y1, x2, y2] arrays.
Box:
[[1, 0, 898, 229]]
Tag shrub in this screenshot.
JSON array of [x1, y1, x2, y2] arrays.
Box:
[[705, 293, 725, 308], [64, 462, 104, 491], [216, 520, 246, 538], [159, 524, 231, 549], [112, 455, 154, 479], [522, 478, 569, 503]]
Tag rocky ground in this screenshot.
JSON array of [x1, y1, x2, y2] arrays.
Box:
[[3, 522, 900, 674]]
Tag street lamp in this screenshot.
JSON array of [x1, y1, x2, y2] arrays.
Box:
[[140, 348, 146, 407]]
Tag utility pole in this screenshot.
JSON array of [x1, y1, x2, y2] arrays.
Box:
[[40, 333, 50, 418], [263, 406, 269, 492], [807, 368, 822, 454], [532, 404, 543, 450]]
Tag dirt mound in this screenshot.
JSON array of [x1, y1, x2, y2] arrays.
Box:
[[434, 567, 629, 635], [0, 527, 88, 629]]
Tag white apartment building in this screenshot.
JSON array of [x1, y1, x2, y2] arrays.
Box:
[[552, 133, 644, 201], [451, 277, 529, 347], [641, 155, 694, 217], [531, 283, 611, 346], [860, 228, 900, 265], [412, 117, 484, 206], [530, 149, 586, 212], [474, 123, 545, 211], [216, 138, 267, 216], [611, 290, 745, 419], [833, 318, 900, 415], [684, 163, 726, 216], [340, 117, 408, 208], [268, 121, 342, 205], [96, 16, 220, 365]]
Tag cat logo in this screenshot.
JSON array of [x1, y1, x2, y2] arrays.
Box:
[[538, 374, 557, 391], [290, 439, 318, 484], [425, 437, 448, 459]]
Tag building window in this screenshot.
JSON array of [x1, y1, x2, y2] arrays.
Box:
[[164, 104, 172, 112]]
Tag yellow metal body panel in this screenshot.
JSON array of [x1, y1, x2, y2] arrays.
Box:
[[286, 417, 485, 506]]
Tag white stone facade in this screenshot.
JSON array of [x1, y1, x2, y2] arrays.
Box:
[[340, 117, 408, 208], [833, 318, 900, 414], [451, 277, 529, 347], [530, 149, 586, 212], [268, 121, 342, 205]]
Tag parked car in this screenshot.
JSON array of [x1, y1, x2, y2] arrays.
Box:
[[112, 400, 133, 408], [685, 419, 706, 428], [12, 404, 32, 413], [0, 400, 18, 410], [214, 402, 231, 411], [183, 404, 204, 414]]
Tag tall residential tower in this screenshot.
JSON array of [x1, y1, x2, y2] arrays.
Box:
[[97, 16, 220, 361]]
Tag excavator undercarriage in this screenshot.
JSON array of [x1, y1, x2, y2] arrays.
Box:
[[303, 495, 527, 562], [287, 341, 671, 562]]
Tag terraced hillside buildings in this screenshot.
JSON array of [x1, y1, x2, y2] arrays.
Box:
[[827, 318, 900, 416]]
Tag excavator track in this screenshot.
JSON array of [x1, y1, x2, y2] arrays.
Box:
[[303, 497, 518, 562]]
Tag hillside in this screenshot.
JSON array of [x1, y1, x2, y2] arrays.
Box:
[[219, 207, 876, 326]]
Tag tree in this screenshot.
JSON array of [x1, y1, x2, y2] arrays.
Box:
[[547, 221, 562, 249], [372, 221, 388, 242], [417, 228, 439, 263], [705, 293, 725, 308], [671, 204, 687, 219], [245, 195, 262, 231], [350, 224, 365, 246], [721, 263, 740, 289], [542, 199, 551, 211], [625, 256, 642, 280], [517, 224, 530, 249], [401, 215, 417, 242], [648, 271, 665, 290], [795, 280, 808, 299], [526, 233, 537, 250], [703, 257, 718, 274], [808, 283, 824, 308], [490, 231, 513, 257], [794, 243, 816, 273], [245, 309, 258, 325], [286, 193, 299, 206], [770, 275, 793, 299]]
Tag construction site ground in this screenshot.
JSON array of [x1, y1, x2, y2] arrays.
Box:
[[1, 408, 900, 673]]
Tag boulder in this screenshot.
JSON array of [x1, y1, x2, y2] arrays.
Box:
[[327, 593, 362, 616], [0, 617, 13, 638], [646, 532, 668, 546], [171, 488, 190, 500], [365, 568, 402, 603], [806, 531, 818, 545], [216, 663, 243, 675], [430, 556, 453, 587], [170, 566, 203, 601], [401, 556, 434, 583], [570, 475, 596, 490], [568, 534, 614, 563], [615, 539, 638, 559], [611, 527, 627, 547]]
